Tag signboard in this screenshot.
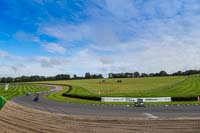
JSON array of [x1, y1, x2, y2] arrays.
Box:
[[101, 97, 171, 102], [142, 97, 171, 102], [101, 97, 127, 102]]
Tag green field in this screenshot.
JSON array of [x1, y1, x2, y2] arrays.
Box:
[[0, 84, 49, 100], [1, 75, 200, 104], [34, 75, 200, 104], [41, 75, 200, 104], [37, 76, 191, 97]]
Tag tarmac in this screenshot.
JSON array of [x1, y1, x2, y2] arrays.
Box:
[[13, 85, 200, 119]]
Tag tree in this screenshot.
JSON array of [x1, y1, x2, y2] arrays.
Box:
[[97, 74, 103, 78], [85, 72, 91, 79], [55, 74, 70, 80], [134, 72, 140, 77], [108, 73, 113, 78], [159, 70, 168, 76], [172, 71, 182, 76], [73, 74, 77, 79], [141, 73, 148, 77], [125, 73, 133, 78]]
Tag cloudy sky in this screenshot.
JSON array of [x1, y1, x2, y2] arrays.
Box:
[[0, 0, 200, 77]]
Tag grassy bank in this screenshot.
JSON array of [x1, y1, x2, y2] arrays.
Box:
[[0, 84, 49, 100], [44, 75, 200, 105]]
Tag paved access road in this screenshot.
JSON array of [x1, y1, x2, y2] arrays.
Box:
[[13, 85, 200, 119]]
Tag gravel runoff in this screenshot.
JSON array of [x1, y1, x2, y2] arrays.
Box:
[[1, 101, 200, 133]]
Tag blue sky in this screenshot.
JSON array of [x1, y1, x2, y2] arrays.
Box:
[[1, 0, 200, 77]]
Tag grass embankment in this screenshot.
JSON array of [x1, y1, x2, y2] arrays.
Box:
[[0, 84, 49, 100], [43, 75, 200, 104], [37, 76, 187, 97], [46, 86, 102, 104]]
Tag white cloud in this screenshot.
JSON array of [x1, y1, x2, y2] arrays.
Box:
[[2, 0, 200, 77], [40, 23, 91, 42], [42, 43, 66, 54], [34, 56, 68, 67], [105, 0, 139, 20], [14, 31, 39, 42], [37, 5, 200, 75], [0, 54, 70, 77], [0, 50, 9, 58]]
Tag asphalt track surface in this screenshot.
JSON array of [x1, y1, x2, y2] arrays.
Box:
[[13, 85, 200, 119]]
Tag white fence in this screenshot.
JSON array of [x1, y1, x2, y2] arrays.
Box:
[[101, 97, 171, 102]]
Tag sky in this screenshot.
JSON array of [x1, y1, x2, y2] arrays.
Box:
[[0, 0, 200, 77]]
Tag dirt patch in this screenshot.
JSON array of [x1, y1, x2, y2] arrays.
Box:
[[0, 101, 199, 133]]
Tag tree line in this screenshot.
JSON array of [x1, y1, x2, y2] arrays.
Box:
[[0, 73, 103, 83], [0, 69, 200, 83], [108, 70, 200, 78]]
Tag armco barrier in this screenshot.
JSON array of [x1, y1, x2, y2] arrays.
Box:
[[171, 97, 198, 101]]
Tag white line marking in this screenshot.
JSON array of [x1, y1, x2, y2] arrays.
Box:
[[144, 113, 158, 119]]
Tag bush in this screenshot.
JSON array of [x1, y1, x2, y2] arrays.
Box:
[[117, 80, 122, 83]]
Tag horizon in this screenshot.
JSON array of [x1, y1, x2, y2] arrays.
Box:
[[1, 0, 200, 77], [0, 69, 198, 79]]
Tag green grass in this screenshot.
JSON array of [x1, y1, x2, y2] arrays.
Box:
[[36, 76, 188, 97], [36, 75, 200, 104], [156, 75, 200, 97], [46, 86, 135, 105], [41, 75, 200, 104], [46, 85, 200, 105], [2, 75, 200, 105], [67, 86, 95, 97], [0, 84, 50, 100]]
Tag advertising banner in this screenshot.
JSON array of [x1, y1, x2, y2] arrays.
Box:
[[101, 97, 171, 102]]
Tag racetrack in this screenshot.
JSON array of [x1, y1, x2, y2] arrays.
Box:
[[0, 85, 198, 133], [13, 85, 200, 119]]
